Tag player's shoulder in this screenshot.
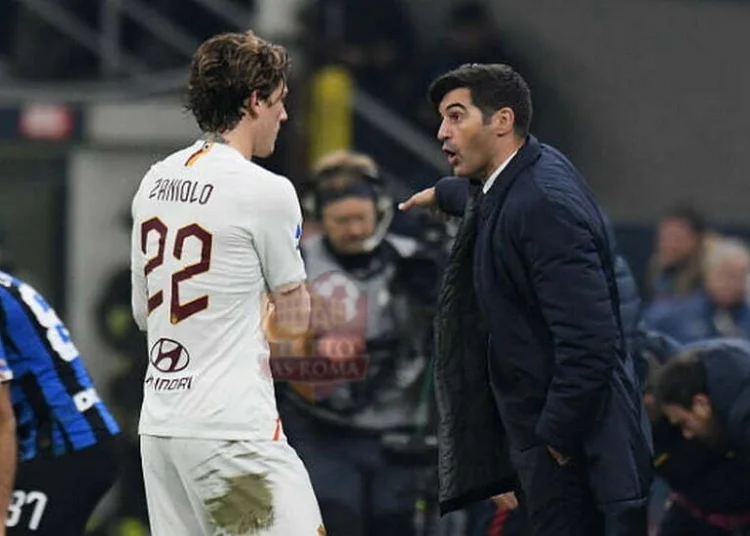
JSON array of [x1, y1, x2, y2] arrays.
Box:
[[134, 142, 203, 193], [235, 160, 299, 205], [244, 160, 295, 190], [151, 141, 206, 173]]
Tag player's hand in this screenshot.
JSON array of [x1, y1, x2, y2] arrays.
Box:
[[547, 445, 571, 466], [262, 300, 294, 343], [398, 187, 437, 212], [491, 491, 519, 511], [262, 300, 281, 341]]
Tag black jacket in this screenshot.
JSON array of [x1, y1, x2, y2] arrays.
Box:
[[615, 256, 642, 348], [687, 338, 750, 460], [433, 186, 516, 514], [433, 135, 652, 514]]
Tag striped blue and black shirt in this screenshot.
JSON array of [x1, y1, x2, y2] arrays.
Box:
[[0, 271, 119, 460]]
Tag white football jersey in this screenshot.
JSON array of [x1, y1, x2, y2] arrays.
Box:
[[131, 140, 306, 440]]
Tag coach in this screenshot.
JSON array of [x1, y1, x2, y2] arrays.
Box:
[[400, 63, 652, 535]]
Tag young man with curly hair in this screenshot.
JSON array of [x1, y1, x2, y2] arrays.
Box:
[[130, 31, 322, 535]]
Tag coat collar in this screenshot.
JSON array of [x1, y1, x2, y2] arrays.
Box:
[[480, 135, 542, 220]]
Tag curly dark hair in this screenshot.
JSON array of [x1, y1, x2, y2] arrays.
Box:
[[428, 63, 533, 137], [185, 30, 290, 134]]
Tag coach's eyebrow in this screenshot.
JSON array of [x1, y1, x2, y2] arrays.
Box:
[[443, 103, 467, 114]]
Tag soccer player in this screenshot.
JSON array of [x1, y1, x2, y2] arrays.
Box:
[[130, 31, 322, 535], [0, 268, 120, 535], [0, 351, 14, 536]]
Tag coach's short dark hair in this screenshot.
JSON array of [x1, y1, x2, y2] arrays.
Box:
[[428, 63, 533, 136], [186, 30, 290, 133], [654, 351, 708, 409]]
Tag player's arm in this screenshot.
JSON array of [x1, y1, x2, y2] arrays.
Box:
[[252, 179, 310, 341], [0, 354, 16, 534], [264, 282, 312, 341], [130, 197, 148, 331]]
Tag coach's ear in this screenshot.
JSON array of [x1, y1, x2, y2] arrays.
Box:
[[492, 106, 515, 137]]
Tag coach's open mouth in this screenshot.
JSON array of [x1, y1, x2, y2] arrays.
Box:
[[443, 147, 459, 166]]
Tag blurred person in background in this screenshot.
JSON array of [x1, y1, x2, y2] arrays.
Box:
[[276, 150, 443, 536], [641, 334, 750, 536], [648, 207, 712, 303], [0, 247, 120, 535], [131, 30, 322, 535], [655, 340, 750, 535], [645, 237, 750, 343]]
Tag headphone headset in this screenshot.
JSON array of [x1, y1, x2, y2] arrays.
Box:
[[302, 164, 394, 253]]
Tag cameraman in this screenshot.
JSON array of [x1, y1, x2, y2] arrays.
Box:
[[276, 150, 443, 536]]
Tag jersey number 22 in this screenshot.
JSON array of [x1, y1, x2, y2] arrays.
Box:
[[141, 217, 212, 324]]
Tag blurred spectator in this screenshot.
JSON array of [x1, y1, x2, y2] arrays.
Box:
[[276, 150, 443, 535], [655, 340, 750, 534], [640, 333, 750, 536], [645, 237, 750, 343], [648, 206, 712, 303]]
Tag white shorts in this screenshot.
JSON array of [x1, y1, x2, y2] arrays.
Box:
[[140, 435, 323, 535]]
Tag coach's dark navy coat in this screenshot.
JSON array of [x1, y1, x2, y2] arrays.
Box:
[[433, 135, 652, 514]]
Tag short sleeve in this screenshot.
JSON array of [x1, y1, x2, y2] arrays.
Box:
[[249, 177, 307, 291]]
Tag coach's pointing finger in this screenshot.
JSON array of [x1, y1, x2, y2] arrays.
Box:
[[398, 187, 437, 212]]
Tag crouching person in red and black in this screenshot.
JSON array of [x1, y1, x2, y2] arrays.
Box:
[[654, 338, 750, 535]]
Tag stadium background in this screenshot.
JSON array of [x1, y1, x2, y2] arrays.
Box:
[[1, 0, 750, 532]]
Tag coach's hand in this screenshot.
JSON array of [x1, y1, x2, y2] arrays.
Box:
[[491, 491, 519, 511], [398, 187, 437, 212]]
